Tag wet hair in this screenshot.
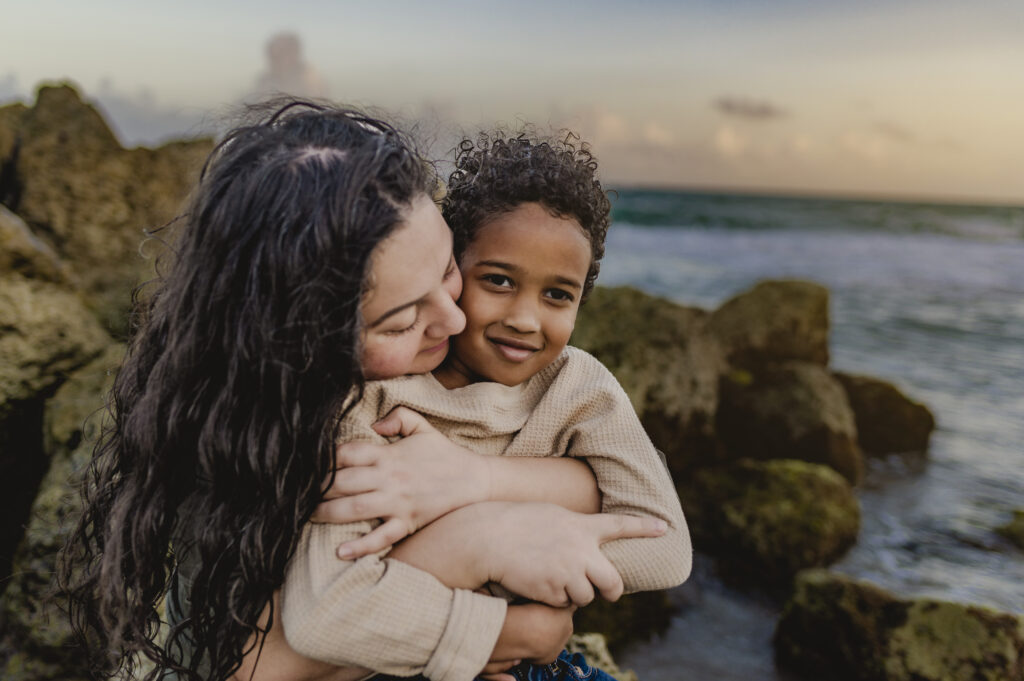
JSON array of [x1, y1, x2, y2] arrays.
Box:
[[59, 101, 437, 681], [442, 130, 611, 300]]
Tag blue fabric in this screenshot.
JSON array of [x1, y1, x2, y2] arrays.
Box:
[[371, 648, 615, 681], [506, 649, 616, 681]]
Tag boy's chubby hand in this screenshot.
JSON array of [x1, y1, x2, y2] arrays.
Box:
[[482, 602, 575, 681], [313, 407, 490, 558]]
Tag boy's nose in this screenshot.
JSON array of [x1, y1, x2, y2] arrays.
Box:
[[502, 299, 541, 334]]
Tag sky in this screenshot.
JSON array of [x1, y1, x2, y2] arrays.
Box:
[[3, 0, 1023, 203]]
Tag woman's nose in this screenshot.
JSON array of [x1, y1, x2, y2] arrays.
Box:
[[427, 287, 466, 338]]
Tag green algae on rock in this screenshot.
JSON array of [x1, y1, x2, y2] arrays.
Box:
[[679, 459, 860, 584], [707, 279, 830, 370], [774, 568, 1024, 681], [573, 286, 723, 475], [716, 361, 864, 484], [834, 372, 935, 456]]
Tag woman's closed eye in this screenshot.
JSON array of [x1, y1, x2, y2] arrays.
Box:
[[384, 312, 421, 335]]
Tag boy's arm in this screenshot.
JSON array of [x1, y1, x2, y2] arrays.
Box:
[[557, 349, 693, 593]]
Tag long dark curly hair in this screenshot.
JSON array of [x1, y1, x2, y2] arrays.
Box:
[[58, 101, 437, 681], [441, 130, 611, 300]]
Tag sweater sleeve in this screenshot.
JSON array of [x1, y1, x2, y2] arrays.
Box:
[[279, 382, 508, 681], [559, 350, 693, 593]]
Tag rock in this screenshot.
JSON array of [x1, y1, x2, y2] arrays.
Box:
[[0, 205, 69, 283], [835, 372, 935, 456], [0, 101, 28, 208], [574, 589, 675, 651], [679, 460, 860, 585], [716, 362, 864, 484], [573, 286, 723, 475], [0, 276, 110, 415], [8, 83, 212, 336], [997, 510, 1024, 550], [774, 569, 1024, 681], [567, 633, 638, 681], [0, 275, 110, 588], [708, 280, 830, 370], [0, 345, 123, 681]]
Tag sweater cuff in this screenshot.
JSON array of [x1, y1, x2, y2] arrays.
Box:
[[423, 588, 507, 681]]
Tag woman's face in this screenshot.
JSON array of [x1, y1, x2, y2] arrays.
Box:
[[359, 195, 466, 379]]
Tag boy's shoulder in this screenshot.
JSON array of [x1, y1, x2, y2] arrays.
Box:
[[543, 345, 625, 393]]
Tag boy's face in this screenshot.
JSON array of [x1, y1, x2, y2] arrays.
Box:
[[445, 202, 591, 387]]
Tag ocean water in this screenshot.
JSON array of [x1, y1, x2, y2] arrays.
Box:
[[604, 190, 1024, 681]]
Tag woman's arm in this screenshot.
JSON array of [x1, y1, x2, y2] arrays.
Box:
[[315, 407, 600, 558]]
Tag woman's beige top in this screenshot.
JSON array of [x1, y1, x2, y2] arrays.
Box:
[[281, 347, 691, 681]]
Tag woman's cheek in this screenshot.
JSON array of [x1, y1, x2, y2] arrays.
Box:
[[360, 337, 412, 380]]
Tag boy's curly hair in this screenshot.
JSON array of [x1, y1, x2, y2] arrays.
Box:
[[442, 131, 611, 300]]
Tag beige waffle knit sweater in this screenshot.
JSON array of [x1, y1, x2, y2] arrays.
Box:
[[281, 347, 691, 681]]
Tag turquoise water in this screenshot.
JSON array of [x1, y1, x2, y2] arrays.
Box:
[[606, 190, 1024, 680]]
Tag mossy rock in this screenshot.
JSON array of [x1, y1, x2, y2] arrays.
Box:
[[997, 510, 1024, 550], [679, 459, 860, 585], [9, 83, 211, 337], [774, 569, 1024, 681], [708, 279, 830, 370], [834, 372, 935, 456], [717, 361, 864, 484], [0, 345, 123, 680], [574, 589, 675, 651], [573, 286, 723, 475]]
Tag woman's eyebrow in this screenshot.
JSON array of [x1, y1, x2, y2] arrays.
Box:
[[368, 299, 421, 328]]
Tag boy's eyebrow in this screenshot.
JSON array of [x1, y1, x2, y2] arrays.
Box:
[[476, 259, 583, 289]]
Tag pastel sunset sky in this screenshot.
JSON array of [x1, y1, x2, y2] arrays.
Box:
[[4, 0, 1022, 202]]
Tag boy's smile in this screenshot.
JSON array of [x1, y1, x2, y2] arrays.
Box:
[[435, 202, 592, 389]]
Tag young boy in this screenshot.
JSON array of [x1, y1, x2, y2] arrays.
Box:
[[280, 133, 691, 681]]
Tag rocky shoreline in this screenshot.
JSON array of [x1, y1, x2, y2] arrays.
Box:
[[1, 84, 1022, 681]]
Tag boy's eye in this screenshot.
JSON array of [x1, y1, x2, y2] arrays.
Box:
[[544, 288, 575, 303], [481, 273, 513, 288]]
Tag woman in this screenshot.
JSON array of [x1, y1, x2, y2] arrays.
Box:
[[60, 101, 653, 681]]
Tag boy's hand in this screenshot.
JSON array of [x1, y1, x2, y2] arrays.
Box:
[[488, 602, 575, 668], [313, 407, 490, 558]]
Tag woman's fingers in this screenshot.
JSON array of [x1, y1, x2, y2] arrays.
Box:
[[586, 558, 625, 603], [590, 513, 667, 543], [564, 576, 596, 608], [336, 517, 411, 559], [311, 491, 392, 524]]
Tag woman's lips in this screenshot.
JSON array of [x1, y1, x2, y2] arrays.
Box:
[[488, 337, 538, 362], [421, 338, 449, 355]]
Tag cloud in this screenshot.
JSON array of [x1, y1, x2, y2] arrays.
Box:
[[872, 120, 915, 143], [0, 72, 26, 103], [714, 96, 787, 120], [714, 125, 747, 158]]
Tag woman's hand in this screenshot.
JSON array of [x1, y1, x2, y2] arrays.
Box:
[[314, 407, 490, 558], [388, 501, 666, 608], [481, 502, 666, 607]]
